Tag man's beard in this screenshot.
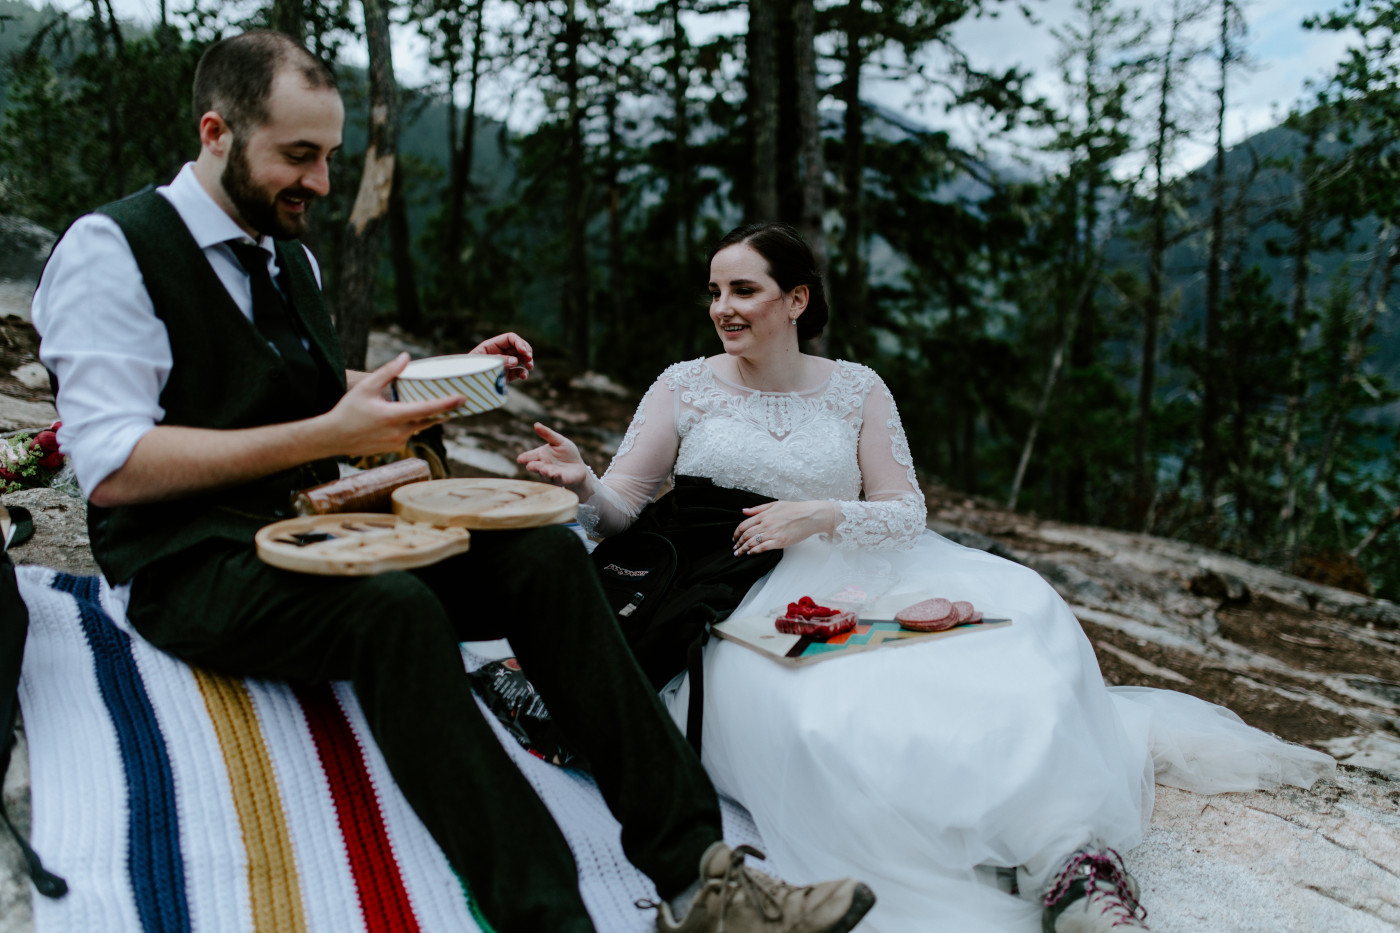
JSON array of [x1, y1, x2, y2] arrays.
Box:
[[222, 137, 313, 240]]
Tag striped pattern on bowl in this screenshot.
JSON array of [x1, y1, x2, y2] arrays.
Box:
[[393, 354, 507, 417]]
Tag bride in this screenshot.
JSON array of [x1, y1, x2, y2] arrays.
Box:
[[518, 222, 1333, 932]]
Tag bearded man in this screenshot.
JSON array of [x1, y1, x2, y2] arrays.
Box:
[[29, 29, 873, 933]]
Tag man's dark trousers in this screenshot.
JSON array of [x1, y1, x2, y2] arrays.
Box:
[[128, 523, 722, 933]]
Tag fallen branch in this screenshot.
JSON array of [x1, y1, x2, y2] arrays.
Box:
[[1352, 504, 1400, 559]]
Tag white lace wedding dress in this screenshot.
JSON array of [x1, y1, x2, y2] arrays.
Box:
[[576, 358, 1333, 933]]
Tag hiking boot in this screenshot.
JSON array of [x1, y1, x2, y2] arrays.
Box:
[[1041, 847, 1149, 932], [653, 842, 875, 933]]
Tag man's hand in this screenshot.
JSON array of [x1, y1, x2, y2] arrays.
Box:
[[517, 422, 590, 489], [470, 332, 533, 383], [89, 353, 462, 508], [316, 352, 462, 456]]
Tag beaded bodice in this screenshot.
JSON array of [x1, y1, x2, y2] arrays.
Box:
[[584, 359, 926, 550]]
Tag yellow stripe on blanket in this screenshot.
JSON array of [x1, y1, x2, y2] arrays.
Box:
[[194, 669, 309, 933]]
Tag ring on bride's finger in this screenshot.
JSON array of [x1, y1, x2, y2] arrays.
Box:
[[754, 533, 763, 545]]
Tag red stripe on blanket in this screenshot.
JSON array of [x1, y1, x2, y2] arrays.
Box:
[[296, 684, 422, 933]]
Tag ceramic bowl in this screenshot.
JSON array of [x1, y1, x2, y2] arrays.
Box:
[[392, 354, 507, 418]]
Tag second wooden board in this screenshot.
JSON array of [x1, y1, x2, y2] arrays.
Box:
[[392, 478, 579, 529], [256, 513, 472, 575]]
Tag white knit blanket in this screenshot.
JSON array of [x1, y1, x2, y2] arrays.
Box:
[[14, 565, 761, 933]]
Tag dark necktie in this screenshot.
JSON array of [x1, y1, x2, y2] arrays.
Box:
[[227, 241, 320, 407]]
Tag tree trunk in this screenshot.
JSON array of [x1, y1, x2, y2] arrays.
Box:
[[335, 0, 399, 370], [1352, 504, 1400, 558], [271, 0, 306, 42], [87, 0, 126, 199], [775, 0, 802, 223], [793, 0, 827, 351], [1064, 44, 1104, 524], [1010, 323, 1073, 512], [1298, 227, 1399, 546], [1131, 30, 1176, 523], [672, 0, 692, 268], [1278, 118, 1320, 548], [1226, 149, 1261, 541], [101, 0, 123, 50], [562, 0, 591, 366], [446, 0, 487, 317], [1010, 254, 1100, 511], [389, 160, 421, 332], [1201, 0, 1232, 517], [962, 401, 977, 493], [838, 0, 866, 339], [440, 48, 460, 306], [746, 0, 779, 220], [1137, 0, 1183, 530], [605, 91, 625, 341]]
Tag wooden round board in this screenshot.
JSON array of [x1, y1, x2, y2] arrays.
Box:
[[392, 478, 578, 529], [256, 513, 472, 576]]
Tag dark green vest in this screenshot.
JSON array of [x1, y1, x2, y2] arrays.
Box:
[[86, 189, 348, 584]]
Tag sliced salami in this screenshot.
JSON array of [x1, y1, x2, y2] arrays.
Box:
[[952, 600, 975, 623], [894, 597, 956, 632]]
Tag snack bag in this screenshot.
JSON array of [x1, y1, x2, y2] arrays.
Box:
[[467, 659, 586, 769]]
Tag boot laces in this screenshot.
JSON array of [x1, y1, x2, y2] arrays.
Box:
[[1043, 847, 1147, 928], [717, 844, 785, 928]]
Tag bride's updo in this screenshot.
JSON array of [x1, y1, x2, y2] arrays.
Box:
[[710, 222, 829, 342]]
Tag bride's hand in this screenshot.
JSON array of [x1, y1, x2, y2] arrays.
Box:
[[518, 422, 590, 488], [733, 500, 838, 555]]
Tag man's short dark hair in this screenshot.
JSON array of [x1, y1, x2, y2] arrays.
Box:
[[192, 30, 337, 134]]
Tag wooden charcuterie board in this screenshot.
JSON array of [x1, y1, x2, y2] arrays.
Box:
[[713, 590, 1011, 666], [255, 513, 472, 576], [391, 478, 578, 529], [712, 612, 1011, 666]]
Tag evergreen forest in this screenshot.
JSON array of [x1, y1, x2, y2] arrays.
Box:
[[1, 0, 1397, 598]]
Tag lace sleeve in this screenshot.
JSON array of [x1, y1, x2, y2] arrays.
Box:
[[827, 373, 926, 551], [575, 368, 681, 536]]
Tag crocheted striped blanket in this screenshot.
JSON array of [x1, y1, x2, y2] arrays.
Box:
[[14, 566, 761, 933]]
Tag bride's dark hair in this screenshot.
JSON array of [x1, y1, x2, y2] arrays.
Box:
[[710, 222, 829, 342]]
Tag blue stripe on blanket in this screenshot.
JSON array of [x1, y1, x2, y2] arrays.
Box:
[[53, 573, 193, 933]]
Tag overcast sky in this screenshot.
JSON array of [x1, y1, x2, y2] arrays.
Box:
[[105, 0, 1354, 176], [939, 0, 1352, 174]]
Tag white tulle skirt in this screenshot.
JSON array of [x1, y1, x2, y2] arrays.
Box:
[[661, 531, 1334, 933]]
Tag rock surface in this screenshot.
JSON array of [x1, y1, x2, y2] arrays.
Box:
[[0, 398, 56, 434], [2, 488, 97, 577], [1129, 769, 1400, 931], [0, 217, 55, 284], [1, 725, 32, 933], [0, 214, 53, 327]]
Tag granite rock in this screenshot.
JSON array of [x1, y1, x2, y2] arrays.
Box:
[[1, 487, 97, 577]]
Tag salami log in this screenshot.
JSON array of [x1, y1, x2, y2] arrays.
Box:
[[292, 458, 432, 515]]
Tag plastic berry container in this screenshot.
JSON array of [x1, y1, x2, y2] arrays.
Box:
[[774, 596, 859, 638]]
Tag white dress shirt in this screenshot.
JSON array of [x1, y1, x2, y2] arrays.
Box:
[[32, 163, 322, 497]]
